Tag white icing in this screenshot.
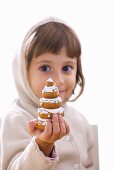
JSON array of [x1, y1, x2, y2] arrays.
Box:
[[38, 117, 50, 123], [47, 78, 53, 82], [40, 97, 62, 103], [38, 119, 46, 125], [37, 106, 64, 125], [42, 85, 58, 93], [37, 107, 64, 114]]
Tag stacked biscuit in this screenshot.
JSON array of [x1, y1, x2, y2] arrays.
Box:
[[36, 78, 64, 131]]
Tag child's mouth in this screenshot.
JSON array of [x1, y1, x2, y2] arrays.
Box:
[[59, 90, 65, 94]]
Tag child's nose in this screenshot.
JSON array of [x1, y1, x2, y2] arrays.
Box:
[[53, 73, 64, 86]]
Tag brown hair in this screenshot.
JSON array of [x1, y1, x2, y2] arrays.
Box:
[[25, 21, 85, 100]]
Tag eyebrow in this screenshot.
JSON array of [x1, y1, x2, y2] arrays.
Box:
[[34, 60, 53, 65], [35, 60, 76, 64], [64, 61, 77, 65]]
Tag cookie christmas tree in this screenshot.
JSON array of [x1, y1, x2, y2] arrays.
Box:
[[36, 78, 64, 131]]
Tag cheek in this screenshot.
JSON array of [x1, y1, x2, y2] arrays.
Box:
[[66, 79, 76, 95], [28, 76, 44, 98], [34, 82, 45, 98], [70, 76, 76, 88], [70, 80, 76, 91], [72, 72, 77, 89]]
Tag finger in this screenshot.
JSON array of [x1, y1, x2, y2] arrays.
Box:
[[41, 120, 53, 141], [51, 114, 60, 140], [27, 119, 38, 135], [58, 115, 67, 138]]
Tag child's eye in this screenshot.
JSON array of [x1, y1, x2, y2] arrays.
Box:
[[63, 65, 73, 72], [39, 65, 51, 72]]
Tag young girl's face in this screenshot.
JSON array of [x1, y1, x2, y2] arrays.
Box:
[[28, 48, 77, 104]]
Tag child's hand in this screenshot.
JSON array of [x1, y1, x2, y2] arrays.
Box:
[[27, 114, 70, 143], [27, 114, 70, 157]]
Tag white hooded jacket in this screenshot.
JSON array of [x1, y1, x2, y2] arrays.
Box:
[[0, 17, 95, 170]]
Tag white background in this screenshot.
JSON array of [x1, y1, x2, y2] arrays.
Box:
[[0, 0, 114, 169]]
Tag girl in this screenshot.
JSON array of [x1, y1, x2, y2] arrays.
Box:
[[0, 17, 95, 169]]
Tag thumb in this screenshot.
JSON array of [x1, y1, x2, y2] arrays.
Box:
[[27, 119, 38, 135]]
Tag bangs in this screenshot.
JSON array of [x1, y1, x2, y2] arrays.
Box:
[[26, 22, 81, 61]]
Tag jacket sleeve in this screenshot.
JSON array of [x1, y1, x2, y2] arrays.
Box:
[[84, 147, 95, 170], [0, 112, 59, 170], [7, 138, 58, 170]]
